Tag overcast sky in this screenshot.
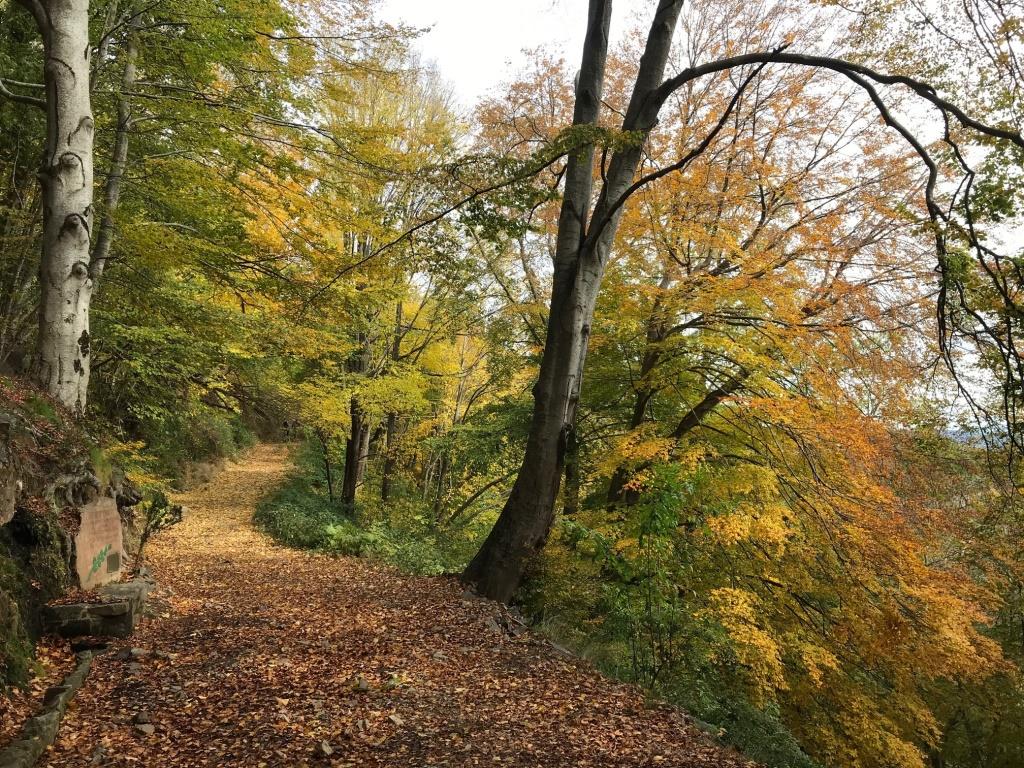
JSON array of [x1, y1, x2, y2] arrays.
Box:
[[377, 0, 635, 108]]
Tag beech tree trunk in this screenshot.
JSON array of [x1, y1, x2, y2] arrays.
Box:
[[314, 428, 335, 502], [18, 0, 95, 413], [463, 0, 686, 602], [341, 329, 371, 507], [90, 12, 138, 281], [380, 411, 398, 501], [380, 300, 402, 502], [341, 400, 369, 507]]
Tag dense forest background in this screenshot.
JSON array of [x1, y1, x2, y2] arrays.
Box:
[[2, 1, 1024, 767]]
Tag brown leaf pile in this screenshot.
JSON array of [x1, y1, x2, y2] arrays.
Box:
[[0, 637, 76, 745], [41, 444, 758, 767]]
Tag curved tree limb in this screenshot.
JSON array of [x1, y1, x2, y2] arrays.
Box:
[[0, 77, 45, 109]]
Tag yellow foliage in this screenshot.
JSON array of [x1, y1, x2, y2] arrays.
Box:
[[705, 588, 788, 705]]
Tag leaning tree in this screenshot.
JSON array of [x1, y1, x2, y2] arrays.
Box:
[[461, 0, 1024, 602]]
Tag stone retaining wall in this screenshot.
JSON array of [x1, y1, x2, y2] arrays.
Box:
[[43, 578, 151, 639], [0, 651, 91, 768]]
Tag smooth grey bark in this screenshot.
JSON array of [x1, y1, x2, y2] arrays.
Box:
[[462, 0, 686, 602], [12, 0, 96, 413], [2, 1, 138, 412]]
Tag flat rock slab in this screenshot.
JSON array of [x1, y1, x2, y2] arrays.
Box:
[[44, 579, 151, 639]]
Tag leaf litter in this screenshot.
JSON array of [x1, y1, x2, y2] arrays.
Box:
[[40, 444, 757, 767]]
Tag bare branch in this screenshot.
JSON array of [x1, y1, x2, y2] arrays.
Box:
[[0, 77, 45, 109], [652, 50, 1023, 147]]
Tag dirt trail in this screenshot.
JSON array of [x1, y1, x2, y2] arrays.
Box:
[[42, 444, 754, 767]]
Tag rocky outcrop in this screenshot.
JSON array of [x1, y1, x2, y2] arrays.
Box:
[[0, 418, 18, 527], [0, 377, 142, 687]]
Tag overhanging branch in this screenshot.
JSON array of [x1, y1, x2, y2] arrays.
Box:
[[0, 77, 45, 109]]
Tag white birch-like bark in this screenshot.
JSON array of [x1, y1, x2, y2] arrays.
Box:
[[15, 0, 95, 413]]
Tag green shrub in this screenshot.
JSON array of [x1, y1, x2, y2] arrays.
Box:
[[255, 441, 474, 575], [140, 407, 255, 477]]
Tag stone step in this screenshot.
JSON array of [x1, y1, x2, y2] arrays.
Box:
[[43, 578, 152, 639]]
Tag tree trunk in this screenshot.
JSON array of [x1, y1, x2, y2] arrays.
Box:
[[610, 378, 746, 506], [605, 382, 653, 504], [357, 414, 371, 483], [381, 411, 398, 501], [315, 429, 335, 503], [607, 284, 671, 504], [90, 13, 138, 282], [563, 419, 580, 516], [341, 399, 368, 507], [340, 323, 372, 507], [432, 452, 449, 521], [20, 0, 95, 412], [380, 300, 402, 502], [462, 0, 686, 602]]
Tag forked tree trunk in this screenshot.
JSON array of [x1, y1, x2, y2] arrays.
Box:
[[462, 0, 686, 602], [18, 0, 95, 412]]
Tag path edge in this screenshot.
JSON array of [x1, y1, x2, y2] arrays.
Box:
[[0, 651, 92, 768]]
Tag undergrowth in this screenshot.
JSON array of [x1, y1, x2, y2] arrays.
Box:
[[255, 440, 819, 768], [254, 442, 478, 575]]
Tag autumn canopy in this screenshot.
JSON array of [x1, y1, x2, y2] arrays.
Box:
[[1, 1, 1024, 767]]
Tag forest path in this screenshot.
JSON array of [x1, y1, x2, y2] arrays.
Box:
[[42, 444, 754, 767]]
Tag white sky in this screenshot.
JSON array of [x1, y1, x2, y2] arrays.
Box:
[[377, 0, 635, 108]]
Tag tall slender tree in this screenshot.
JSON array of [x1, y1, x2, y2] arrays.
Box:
[[3, 0, 95, 412], [463, 0, 1024, 602]]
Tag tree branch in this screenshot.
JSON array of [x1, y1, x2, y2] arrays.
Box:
[[652, 50, 1023, 147], [0, 77, 45, 109]]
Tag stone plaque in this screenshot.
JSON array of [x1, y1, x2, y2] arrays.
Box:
[[74, 496, 124, 588]]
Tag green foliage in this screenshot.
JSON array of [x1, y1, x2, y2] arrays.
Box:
[[524, 466, 825, 768], [22, 395, 60, 427], [255, 441, 479, 575], [2, 2, 1022, 766]]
